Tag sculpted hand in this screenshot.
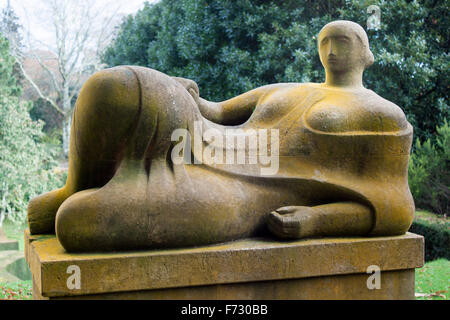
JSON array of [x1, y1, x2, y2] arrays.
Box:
[[171, 76, 225, 123], [267, 206, 317, 239], [172, 76, 200, 104]]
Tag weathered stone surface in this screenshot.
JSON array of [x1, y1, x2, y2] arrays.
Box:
[[33, 270, 416, 300], [27, 20, 416, 252], [25, 229, 424, 299]]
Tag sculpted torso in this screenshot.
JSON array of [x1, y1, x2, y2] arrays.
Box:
[[231, 82, 407, 133], [27, 21, 415, 252]]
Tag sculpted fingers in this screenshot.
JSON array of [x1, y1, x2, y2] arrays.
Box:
[[267, 211, 301, 238], [172, 76, 200, 101], [267, 206, 317, 239], [275, 206, 299, 215], [189, 87, 200, 104]]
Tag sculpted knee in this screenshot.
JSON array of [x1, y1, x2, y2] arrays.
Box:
[[55, 191, 102, 252], [392, 203, 415, 235], [370, 199, 415, 236], [75, 66, 141, 126]]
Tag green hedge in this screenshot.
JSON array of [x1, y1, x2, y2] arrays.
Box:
[[409, 215, 450, 262], [408, 120, 450, 216]]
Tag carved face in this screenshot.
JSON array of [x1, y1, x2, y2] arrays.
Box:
[[318, 25, 364, 73]]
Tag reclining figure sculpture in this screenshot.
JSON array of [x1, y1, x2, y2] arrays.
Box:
[[27, 20, 415, 252]]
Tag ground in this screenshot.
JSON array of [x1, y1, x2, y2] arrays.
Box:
[[415, 259, 449, 300], [0, 280, 32, 300]]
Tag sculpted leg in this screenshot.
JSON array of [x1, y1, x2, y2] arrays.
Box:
[[55, 163, 150, 252], [28, 67, 142, 234], [267, 202, 373, 239], [54, 68, 203, 252]]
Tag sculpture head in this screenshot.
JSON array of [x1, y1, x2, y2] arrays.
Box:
[[318, 20, 374, 76]]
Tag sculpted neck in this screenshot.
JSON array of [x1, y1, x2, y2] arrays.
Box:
[[325, 69, 364, 89]]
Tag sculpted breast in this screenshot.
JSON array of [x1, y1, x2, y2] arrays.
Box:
[[305, 90, 408, 133]]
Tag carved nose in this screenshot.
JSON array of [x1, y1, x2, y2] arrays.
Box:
[[328, 43, 335, 57], [328, 42, 335, 56]]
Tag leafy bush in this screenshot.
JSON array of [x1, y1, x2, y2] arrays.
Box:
[[0, 35, 65, 225], [409, 120, 449, 216], [409, 213, 450, 262]]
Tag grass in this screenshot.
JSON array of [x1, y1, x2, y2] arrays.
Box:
[[0, 280, 32, 300], [1, 219, 32, 300], [415, 210, 448, 224], [415, 259, 449, 300]]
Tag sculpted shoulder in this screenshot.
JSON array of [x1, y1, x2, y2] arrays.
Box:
[[243, 83, 310, 125], [305, 86, 409, 133]]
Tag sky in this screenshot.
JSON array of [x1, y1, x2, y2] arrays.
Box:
[[0, 0, 158, 49]]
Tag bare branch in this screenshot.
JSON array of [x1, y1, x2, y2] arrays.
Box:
[[15, 57, 65, 116], [18, 50, 63, 93], [15, 0, 126, 155]]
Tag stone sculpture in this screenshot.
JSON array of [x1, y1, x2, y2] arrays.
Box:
[[27, 20, 415, 252]]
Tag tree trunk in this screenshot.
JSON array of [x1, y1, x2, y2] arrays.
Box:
[[62, 84, 72, 158], [62, 114, 71, 157]]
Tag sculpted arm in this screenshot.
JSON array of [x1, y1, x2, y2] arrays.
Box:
[[199, 87, 269, 125], [188, 81, 276, 125], [268, 203, 374, 239], [172, 76, 280, 125]]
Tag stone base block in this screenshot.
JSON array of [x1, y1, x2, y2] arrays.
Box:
[[24, 230, 424, 300]]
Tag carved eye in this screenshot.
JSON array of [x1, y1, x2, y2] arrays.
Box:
[[336, 36, 350, 43], [320, 38, 329, 45]]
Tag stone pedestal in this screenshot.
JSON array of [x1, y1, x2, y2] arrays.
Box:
[[24, 229, 423, 300]]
